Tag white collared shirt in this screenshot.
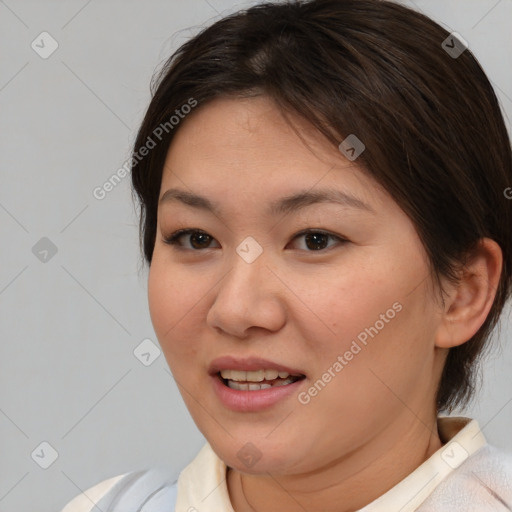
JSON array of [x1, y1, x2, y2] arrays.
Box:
[[61, 416, 512, 511]]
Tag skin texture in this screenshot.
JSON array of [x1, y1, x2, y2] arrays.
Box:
[[147, 95, 502, 512]]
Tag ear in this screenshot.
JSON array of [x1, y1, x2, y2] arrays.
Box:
[[435, 238, 503, 349]]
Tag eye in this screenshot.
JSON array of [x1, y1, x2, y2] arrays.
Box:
[[289, 229, 347, 251], [162, 228, 347, 252], [162, 229, 219, 250]]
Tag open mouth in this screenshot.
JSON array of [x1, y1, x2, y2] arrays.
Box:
[[218, 369, 306, 391]]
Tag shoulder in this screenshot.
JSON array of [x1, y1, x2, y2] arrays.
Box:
[[60, 473, 128, 512], [419, 445, 512, 511], [60, 466, 178, 512]]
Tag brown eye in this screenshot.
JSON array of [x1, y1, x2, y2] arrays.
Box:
[[290, 230, 347, 252], [163, 229, 219, 250], [304, 232, 330, 251], [188, 232, 213, 249]]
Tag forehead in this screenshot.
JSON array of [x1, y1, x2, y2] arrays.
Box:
[[159, 95, 388, 213], [166, 96, 326, 170]]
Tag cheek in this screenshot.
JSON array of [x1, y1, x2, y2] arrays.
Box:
[[311, 279, 436, 417], [147, 258, 206, 363], [295, 252, 433, 388], [289, 261, 403, 357]]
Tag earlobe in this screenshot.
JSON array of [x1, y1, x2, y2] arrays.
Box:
[[435, 238, 503, 349]]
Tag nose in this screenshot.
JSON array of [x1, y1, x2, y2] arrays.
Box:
[[206, 245, 287, 338]]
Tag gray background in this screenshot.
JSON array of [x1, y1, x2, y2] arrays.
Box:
[[0, 1, 511, 511]]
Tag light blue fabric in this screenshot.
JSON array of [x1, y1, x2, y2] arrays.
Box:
[[92, 467, 178, 512]]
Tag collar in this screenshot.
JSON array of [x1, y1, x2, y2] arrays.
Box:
[[175, 416, 487, 512]]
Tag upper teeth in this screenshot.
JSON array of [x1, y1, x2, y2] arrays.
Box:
[[220, 369, 293, 382]]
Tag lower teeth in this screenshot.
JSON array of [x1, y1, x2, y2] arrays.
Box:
[[225, 377, 297, 391]]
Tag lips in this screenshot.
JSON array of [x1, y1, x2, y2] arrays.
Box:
[[209, 356, 307, 411], [209, 356, 306, 394], [209, 355, 306, 377]]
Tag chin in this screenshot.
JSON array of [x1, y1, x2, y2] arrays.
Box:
[[210, 436, 303, 475]]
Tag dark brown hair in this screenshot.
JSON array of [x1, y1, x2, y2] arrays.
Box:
[[130, 0, 512, 412]]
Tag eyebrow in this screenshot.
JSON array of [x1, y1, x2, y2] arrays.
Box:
[[159, 187, 376, 216]]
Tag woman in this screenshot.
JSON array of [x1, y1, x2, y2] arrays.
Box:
[[61, 0, 512, 510]]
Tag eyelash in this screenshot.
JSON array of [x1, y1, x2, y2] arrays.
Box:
[[162, 228, 348, 252]]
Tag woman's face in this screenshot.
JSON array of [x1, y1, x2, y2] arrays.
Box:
[[148, 95, 446, 476]]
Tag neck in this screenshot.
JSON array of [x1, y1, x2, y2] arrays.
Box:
[[227, 414, 443, 512]]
